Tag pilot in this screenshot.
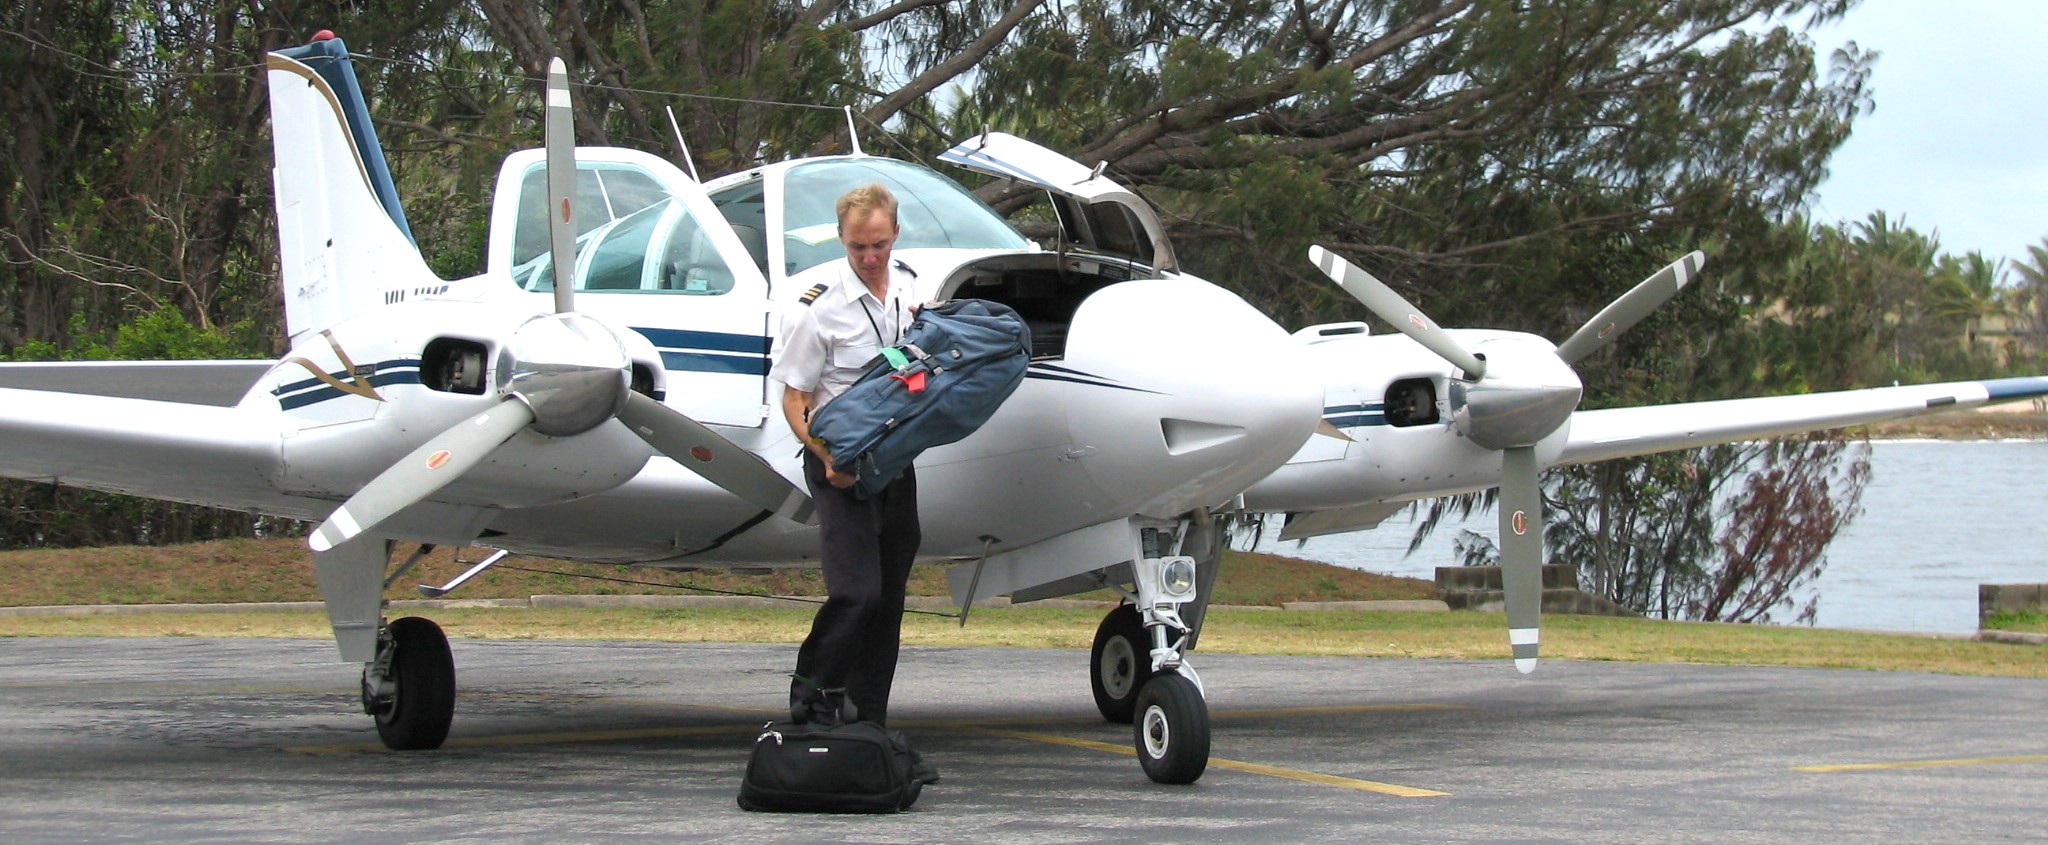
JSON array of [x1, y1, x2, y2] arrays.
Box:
[[768, 183, 921, 727]]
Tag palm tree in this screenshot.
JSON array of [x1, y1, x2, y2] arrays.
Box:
[[2004, 238, 2048, 368], [1930, 251, 2003, 349], [1849, 211, 1941, 372]]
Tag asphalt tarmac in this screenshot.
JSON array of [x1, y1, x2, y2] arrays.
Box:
[[1, 637, 2043, 843]]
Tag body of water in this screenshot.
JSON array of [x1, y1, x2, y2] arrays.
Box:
[[1249, 440, 2048, 634]]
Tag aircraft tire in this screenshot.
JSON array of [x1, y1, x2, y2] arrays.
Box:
[[1134, 673, 1209, 785], [1090, 604, 1153, 723], [374, 616, 456, 751]]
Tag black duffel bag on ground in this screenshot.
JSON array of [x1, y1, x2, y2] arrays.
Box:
[[737, 720, 933, 813]]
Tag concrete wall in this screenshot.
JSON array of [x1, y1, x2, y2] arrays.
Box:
[[1979, 583, 2047, 623], [1434, 563, 1639, 618]]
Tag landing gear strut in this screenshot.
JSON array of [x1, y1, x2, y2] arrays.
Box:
[[362, 616, 456, 750], [1085, 518, 1212, 784]]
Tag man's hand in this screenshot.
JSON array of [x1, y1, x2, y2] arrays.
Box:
[[825, 463, 857, 489]]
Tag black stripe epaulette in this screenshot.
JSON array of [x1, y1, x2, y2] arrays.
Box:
[[892, 259, 918, 278], [798, 283, 829, 306]]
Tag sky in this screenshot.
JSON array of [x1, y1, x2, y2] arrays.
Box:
[[1803, 1, 2048, 267]]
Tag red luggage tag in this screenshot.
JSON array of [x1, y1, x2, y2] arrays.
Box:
[[890, 370, 928, 393]]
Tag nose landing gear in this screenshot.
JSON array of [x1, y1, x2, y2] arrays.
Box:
[[1083, 519, 1214, 784], [1135, 672, 1209, 784]]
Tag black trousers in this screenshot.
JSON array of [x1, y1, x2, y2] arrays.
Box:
[[791, 451, 920, 726]]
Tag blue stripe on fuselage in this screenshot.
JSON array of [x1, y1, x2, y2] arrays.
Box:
[[1024, 364, 1164, 394], [632, 327, 770, 355], [635, 327, 771, 376], [275, 368, 422, 410], [660, 351, 769, 376], [1324, 413, 1386, 428]]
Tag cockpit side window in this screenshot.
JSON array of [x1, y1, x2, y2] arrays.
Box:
[[509, 164, 670, 269], [512, 196, 737, 296]]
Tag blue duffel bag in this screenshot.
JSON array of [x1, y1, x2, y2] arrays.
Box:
[[808, 299, 1032, 499]]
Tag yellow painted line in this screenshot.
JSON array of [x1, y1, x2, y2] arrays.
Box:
[[1795, 754, 2048, 773], [964, 727, 1447, 797], [1214, 703, 1469, 720]]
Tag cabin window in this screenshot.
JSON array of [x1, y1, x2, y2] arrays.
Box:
[[774, 159, 1029, 277]]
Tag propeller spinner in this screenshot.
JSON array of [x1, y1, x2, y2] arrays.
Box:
[[308, 59, 814, 553], [1309, 246, 1706, 672]]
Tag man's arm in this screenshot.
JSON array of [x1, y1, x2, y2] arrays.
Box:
[[781, 384, 855, 489]]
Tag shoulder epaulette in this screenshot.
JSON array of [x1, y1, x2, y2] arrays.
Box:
[[798, 283, 829, 306], [893, 259, 918, 279]]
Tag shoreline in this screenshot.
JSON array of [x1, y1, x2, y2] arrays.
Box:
[[1855, 403, 2048, 441]]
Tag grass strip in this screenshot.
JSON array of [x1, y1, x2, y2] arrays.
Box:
[[3, 606, 2041, 678]]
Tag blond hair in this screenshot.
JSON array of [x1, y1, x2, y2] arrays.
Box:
[[835, 183, 899, 231]]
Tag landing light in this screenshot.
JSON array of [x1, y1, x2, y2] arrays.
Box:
[[1162, 557, 1197, 598]]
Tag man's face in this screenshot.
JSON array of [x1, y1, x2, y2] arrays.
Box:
[[840, 208, 899, 290]]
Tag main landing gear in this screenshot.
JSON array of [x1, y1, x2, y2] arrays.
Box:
[[1085, 521, 1212, 784], [312, 539, 460, 751], [362, 616, 456, 750]]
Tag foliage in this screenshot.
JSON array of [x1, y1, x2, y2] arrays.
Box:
[[1982, 608, 2047, 634], [8, 604, 2045, 678], [1434, 436, 1872, 625], [2, 1, 2040, 580]]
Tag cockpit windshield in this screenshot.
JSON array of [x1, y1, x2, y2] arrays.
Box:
[[771, 159, 1030, 277]]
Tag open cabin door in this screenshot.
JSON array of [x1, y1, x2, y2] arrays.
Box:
[[939, 132, 1177, 274], [485, 148, 773, 428]]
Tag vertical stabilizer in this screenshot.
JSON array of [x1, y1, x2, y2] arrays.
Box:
[[266, 34, 440, 344]]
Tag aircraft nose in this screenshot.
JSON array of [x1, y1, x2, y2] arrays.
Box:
[[1059, 277, 1322, 518]]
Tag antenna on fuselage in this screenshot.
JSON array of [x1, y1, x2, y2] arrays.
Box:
[[843, 106, 864, 156], [663, 105, 701, 183]]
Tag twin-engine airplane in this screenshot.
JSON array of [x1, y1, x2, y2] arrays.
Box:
[[4, 34, 2045, 784]]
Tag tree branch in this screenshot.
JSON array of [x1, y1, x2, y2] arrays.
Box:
[[858, 0, 1047, 130]]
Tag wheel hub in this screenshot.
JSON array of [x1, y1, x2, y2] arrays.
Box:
[[1142, 704, 1171, 758], [1101, 636, 1137, 698]]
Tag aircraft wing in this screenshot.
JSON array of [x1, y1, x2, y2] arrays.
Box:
[[1559, 376, 2048, 466], [0, 386, 283, 509], [0, 360, 272, 407]]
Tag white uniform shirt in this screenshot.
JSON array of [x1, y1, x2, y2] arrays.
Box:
[[770, 259, 918, 409]]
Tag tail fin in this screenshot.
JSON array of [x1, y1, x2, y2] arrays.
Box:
[[266, 34, 440, 344]]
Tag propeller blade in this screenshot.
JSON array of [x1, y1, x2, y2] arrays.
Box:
[[617, 392, 817, 525], [1497, 445, 1544, 674], [308, 400, 536, 552], [543, 57, 578, 314], [1553, 250, 1706, 364], [1309, 245, 1487, 379]]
